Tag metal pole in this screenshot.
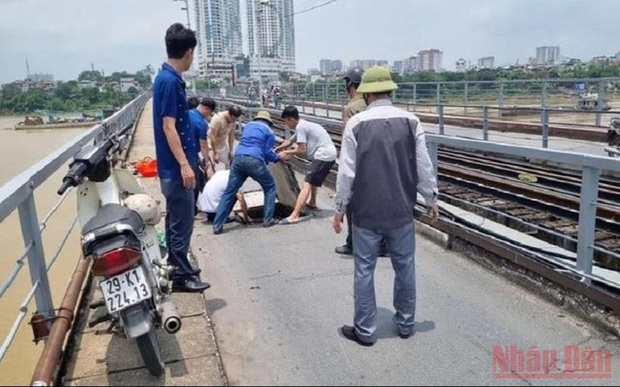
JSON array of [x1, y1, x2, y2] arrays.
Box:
[[541, 107, 549, 148], [541, 82, 548, 109], [498, 82, 504, 118], [312, 83, 316, 115], [464, 82, 468, 115], [438, 104, 445, 135], [576, 166, 600, 283], [436, 83, 441, 109], [18, 194, 54, 318], [483, 106, 489, 141], [413, 83, 417, 107], [596, 80, 604, 126]]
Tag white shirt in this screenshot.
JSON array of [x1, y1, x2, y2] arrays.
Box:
[[294, 119, 337, 162], [197, 170, 230, 213]]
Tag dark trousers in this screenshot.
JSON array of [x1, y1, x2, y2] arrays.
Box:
[[160, 177, 196, 280]]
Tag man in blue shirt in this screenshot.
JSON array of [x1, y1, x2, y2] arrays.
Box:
[[189, 97, 216, 217], [152, 23, 210, 293], [212, 111, 291, 234]]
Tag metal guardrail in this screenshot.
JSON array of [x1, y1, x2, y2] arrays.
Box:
[[0, 93, 150, 362], [222, 93, 618, 148]]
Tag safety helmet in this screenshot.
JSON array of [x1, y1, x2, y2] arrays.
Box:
[[610, 117, 620, 130], [343, 67, 364, 86], [357, 66, 398, 94], [124, 194, 161, 225]]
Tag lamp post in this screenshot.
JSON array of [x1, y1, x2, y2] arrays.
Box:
[[173, 0, 191, 29]]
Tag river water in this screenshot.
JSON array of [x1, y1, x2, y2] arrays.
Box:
[[0, 116, 90, 385]]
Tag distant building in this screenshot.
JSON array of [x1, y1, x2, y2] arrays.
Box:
[[377, 60, 389, 68], [79, 80, 96, 90], [331, 60, 343, 72], [392, 60, 404, 75], [417, 49, 443, 71], [350, 59, 377, 70], [455, 58, 468, 72], [477, 56, 495, 69], [193, 0, 243, 77], [27, 73, 54, 83], [119, 78, 137, 93], [319, 59, 332, 75], [235, 55, 250, 79], [403, 56, 418, 74], [536, 46, 561, 65], [247, 0, 296, 74], [308, 68, 320, 76]]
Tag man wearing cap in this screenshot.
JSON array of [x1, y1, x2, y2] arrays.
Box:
[[332, 66, 440, 346], [208, 105, 242, 169], [212, 111, 291, 234]]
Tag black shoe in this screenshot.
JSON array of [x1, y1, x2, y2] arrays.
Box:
[[172, 278, 211, 293], [379, 250, 390, 257], [340, 325, 374, 347], [263, 220, 277, 228], [213, 227, 223, 235], [335, 245, 353, 255], [398, 331, 413, 339]]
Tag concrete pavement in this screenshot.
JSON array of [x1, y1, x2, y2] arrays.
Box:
[[192, 175, 620, 386]]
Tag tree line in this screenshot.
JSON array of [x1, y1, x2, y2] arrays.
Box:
[[0, 66, 154, 114]]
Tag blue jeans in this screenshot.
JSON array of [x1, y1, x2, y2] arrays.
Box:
[[160, 177, 196, 280], [213, 155, 276, 231], [352, 222, 416, 343]]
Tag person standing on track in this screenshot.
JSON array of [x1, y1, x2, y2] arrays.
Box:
[[332, 66, 439, 346]]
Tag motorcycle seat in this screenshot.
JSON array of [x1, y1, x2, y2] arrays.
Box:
[[82, 203, 145, 237]]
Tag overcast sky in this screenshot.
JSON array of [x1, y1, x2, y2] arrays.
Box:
[[0, 0, 618, 83]]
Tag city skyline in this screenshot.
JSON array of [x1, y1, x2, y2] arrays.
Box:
[[0, 0, 619, 83]]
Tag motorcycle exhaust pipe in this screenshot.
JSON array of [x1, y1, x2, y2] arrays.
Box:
[[160, 296, 182, 334]]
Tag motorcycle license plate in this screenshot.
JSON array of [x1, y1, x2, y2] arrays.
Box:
[[100, 267, 152, 313]]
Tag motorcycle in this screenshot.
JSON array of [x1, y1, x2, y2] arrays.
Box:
[[57, 125, 181, 376], [604, 117, 620, 158]]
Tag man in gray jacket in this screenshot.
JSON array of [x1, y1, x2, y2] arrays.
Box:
[[332, 66, 440, 346]]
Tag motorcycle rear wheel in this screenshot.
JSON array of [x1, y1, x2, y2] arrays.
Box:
[[136, 325, 165, 376]]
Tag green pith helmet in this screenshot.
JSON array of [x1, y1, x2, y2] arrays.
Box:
[[356, 66, 398, 94], [255, 110, 273, 125]]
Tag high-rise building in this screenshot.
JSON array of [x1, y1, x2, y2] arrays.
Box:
[[392, 60, 404, 75], [536, 46, 561, 65], [418, 49, 443, 71], [247, 0, 296, 75], [193, 0, 243, 78], [320, 59, 332, 75], [331, 60, 343, 72], [477, 56, 495, 69], [402, 56, 418, 74]]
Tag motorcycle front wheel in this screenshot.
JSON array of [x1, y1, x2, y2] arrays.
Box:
[[136, 324, 165, 376]]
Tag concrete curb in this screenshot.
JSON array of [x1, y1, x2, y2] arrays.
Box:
[[415, 219, 450, 248]]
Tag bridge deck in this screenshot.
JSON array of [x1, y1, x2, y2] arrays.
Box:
[[63, 99, 620, 385]]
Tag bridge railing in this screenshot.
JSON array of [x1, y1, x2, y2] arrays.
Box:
[[0, 93, 150, 362]]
